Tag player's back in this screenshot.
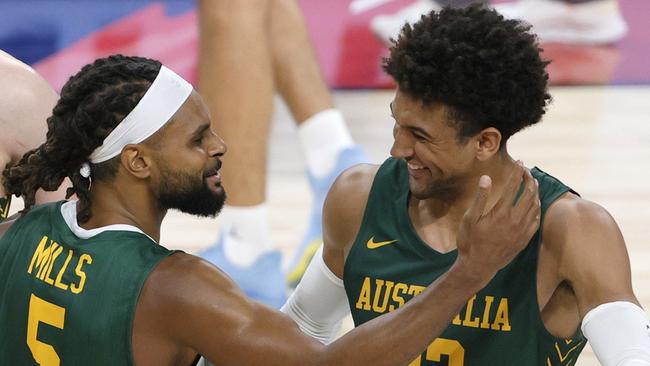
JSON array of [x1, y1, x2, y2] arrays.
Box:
[[0, 200, 176, 366]]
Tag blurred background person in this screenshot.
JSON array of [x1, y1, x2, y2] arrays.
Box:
[[0, 49, 67, 222], [371, 0, 627, 45], [196, 0, 368, 307]]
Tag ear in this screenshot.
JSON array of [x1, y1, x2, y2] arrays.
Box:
[[474, 127, 502, 161], [120, 144, 153, 179]]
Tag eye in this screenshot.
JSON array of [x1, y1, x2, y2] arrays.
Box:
[[413, 132, 427, 141]]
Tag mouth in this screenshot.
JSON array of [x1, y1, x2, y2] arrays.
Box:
[[406, 160, 428, 178], [204, 161, 223, 190]]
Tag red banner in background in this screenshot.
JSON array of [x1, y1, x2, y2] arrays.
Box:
[[31, 0, 649, 91]]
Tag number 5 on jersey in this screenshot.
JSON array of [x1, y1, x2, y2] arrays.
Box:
[[27, 294, 65, 366]]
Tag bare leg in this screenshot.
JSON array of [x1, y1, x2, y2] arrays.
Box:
[[197, 0, 287, 309], [269, 0, 334, 124], [268, 0, 368, 287], [198, 0, 273, 206]]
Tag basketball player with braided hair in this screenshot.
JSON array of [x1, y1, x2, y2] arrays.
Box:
[[0, 50, 66, 222], [0, 54, 541, 365]]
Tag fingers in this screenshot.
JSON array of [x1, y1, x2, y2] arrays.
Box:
[[521, 193, 542, 241], [464, 175, 492, 223], [512, 168, 539, 218], [492, 162, 525, 212]]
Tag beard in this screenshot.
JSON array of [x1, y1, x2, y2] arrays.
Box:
[[157, 165, 226, 217], [409, 173, 468, 203]]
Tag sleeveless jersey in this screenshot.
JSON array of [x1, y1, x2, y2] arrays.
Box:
[[0, 201, 177, 366], [344, 158, 586, 366], [0, 194, 11, 223]]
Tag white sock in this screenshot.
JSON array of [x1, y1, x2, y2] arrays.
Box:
[[298, 109, 355, 179], [220, 204, 273, 267]]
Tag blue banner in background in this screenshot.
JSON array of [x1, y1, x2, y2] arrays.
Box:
[[0, 1, 193, 64]]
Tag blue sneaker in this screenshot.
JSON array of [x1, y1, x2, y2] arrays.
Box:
[[199, 236, 287, 309], [286, 145, 369, 288]]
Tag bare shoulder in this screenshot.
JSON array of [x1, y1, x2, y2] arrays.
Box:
[[0, 51, 55, 99], [322, 163, 380, 253], [134, 252, 260, 354], [0, 50, 58, 159], [139, 252, 252, 316], [543, 192, 624, 256]]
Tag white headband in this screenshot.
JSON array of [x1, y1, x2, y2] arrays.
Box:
[[80, 65, 193, 178]]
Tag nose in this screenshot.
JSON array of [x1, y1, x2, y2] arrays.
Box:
[[389, 124, 414, 159], [207, 129, 227, 157]]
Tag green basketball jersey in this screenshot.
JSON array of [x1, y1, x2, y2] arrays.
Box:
[[0, 194, 11, 223], [0, 201, 178, 366], [344, 158, 586, 366]]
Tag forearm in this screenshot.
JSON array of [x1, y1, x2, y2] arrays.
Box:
[[582, 301, 650, 366], [318, 263, 486, 366], [281, 246, 349, 344]]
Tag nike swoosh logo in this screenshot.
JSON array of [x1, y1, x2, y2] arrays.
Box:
[[367, 236, 398, 249]]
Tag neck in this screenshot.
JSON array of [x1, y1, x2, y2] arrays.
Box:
[[80, 180, 166, 242], [413, 152, 519, 224]]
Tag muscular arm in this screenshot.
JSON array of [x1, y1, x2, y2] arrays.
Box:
[[545, 195, 639, 316], [544, 195, 650, 365], [136, 253, 490, 366]]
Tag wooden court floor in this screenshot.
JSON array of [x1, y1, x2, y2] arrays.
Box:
[[8, 85, 649, 365]]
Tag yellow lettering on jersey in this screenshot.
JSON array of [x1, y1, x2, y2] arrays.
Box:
[[407, 284, 425, 297], [555, 339, 584, 362], [38, 242, 59, 280], [462, 295, 480, 328], [44, 244, 64, 285], [54, 250, 74, 291], [372, 279, 394, 313], [355, 277, 372, 311], [354, 276, 512, 333], [71, 254, 92, 294], [407, 355, 422, 366], [491, 298, 511, 331], [27, 236, 93, 295], [28, 236, 53, 276], [480, 295, 495, 329], [389, 283, 408, 311], [426, 338, 465, 366], [452, 313, 462, 326]]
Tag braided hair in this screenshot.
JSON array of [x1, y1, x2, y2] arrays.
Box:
[[1, 55, 161, 223]]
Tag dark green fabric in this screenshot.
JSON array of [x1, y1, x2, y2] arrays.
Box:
[[0, 201, 178, 365], [344, 158, 586, 365]]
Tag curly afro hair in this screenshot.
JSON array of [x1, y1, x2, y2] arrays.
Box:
[[384, 4, 551, 147]]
